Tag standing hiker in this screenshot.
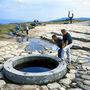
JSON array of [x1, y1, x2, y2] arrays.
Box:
[[26, 25, 29, 35], [16, 24, 20, 32], [21, 27, 23, 33]]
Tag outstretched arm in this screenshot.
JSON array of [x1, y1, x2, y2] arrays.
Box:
[[62, 40, 65, 48], [65, 40, 69, 46]]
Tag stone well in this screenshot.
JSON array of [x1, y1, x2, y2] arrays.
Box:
[[3, 55, 67, 84]]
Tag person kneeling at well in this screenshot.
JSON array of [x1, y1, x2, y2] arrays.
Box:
[[52, 29, 72, 64]]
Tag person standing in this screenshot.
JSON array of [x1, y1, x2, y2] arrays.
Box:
[[61, 29, 72, 64], [21, 27, 23, 33], [16, 24, 19, 32], [26, 25, 29, 35]]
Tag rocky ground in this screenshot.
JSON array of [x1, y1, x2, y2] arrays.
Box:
[[0, 22, 90, 90]]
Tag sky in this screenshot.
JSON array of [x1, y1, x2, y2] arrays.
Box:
[[0, 0, 90, 21]]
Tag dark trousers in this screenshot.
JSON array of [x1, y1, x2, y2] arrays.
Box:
[[58, 47, 62, 58], [26, 30, 28, 35]]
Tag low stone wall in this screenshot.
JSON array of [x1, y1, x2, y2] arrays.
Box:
[[3, 55, 67, 84]]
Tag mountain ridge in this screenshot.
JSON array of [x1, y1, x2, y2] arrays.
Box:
[[0, 17, 90, 24], [49, 17, 90, 22]]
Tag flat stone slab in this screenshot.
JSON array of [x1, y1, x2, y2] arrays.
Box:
[[75, 78, 84, 82], [78, 57, 89, 64], [69, 69, 77, 74], [59, 78, 72, 85], [77, 71, 87, 75], [83, 80, 90, 86], [6, 84, 22, 90], [0, 80, 6, 88], [66, 73, 75, 80], [68, 88, 82, 90], [82, 63, 90, 70], [67, 65, 75, 69], [77, 82, 90, 90], [21, 85, 41, 90], [2, 54, 14, 60], [87, 71, 90, 75], [81, 75, 90, 80], [0, 57, 4, 61], [47, 82, 61, 89], [41, 85, 49, 90]]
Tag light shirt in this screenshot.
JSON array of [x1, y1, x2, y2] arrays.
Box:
[[26, 26, 29, 30]]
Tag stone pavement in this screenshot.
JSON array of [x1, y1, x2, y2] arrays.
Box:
[[0, 23, 90, 90]]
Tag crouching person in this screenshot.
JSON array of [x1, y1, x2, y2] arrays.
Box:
[[52, 35, 62, 58]]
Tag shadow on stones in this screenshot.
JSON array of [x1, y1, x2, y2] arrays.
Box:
[[69, 30, 90, 35], [51, 32, 90, 42]]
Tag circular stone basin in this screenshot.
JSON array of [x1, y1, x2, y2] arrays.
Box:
[[3, 55, 67, 84]]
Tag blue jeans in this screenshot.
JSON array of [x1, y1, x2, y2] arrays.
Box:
[[59, 44, 72, 63]]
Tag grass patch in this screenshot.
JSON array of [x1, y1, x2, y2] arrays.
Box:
[[0, 23, 34, 39], [0, 20, 89, 39]]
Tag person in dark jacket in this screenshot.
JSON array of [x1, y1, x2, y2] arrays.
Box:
[[52, 35, 62, 58]]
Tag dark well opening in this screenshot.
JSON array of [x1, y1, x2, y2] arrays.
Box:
[[14, 58, 59, 73]]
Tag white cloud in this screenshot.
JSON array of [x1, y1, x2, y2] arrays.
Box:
[[82, 1, 90, 6]]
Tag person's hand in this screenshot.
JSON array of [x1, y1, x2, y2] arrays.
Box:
[[62, 45, 65, 48]]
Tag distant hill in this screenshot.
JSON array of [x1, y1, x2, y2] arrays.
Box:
[[0, 19, 31, 24], [49, 17, 90, 22], [0, 17, 90, 24], [75, 17, 90, 20]]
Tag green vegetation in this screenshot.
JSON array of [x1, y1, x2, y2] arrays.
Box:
[[0, 19, 90, 39], [0, 24, 16, 39], [0, 23, 34, 39]]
